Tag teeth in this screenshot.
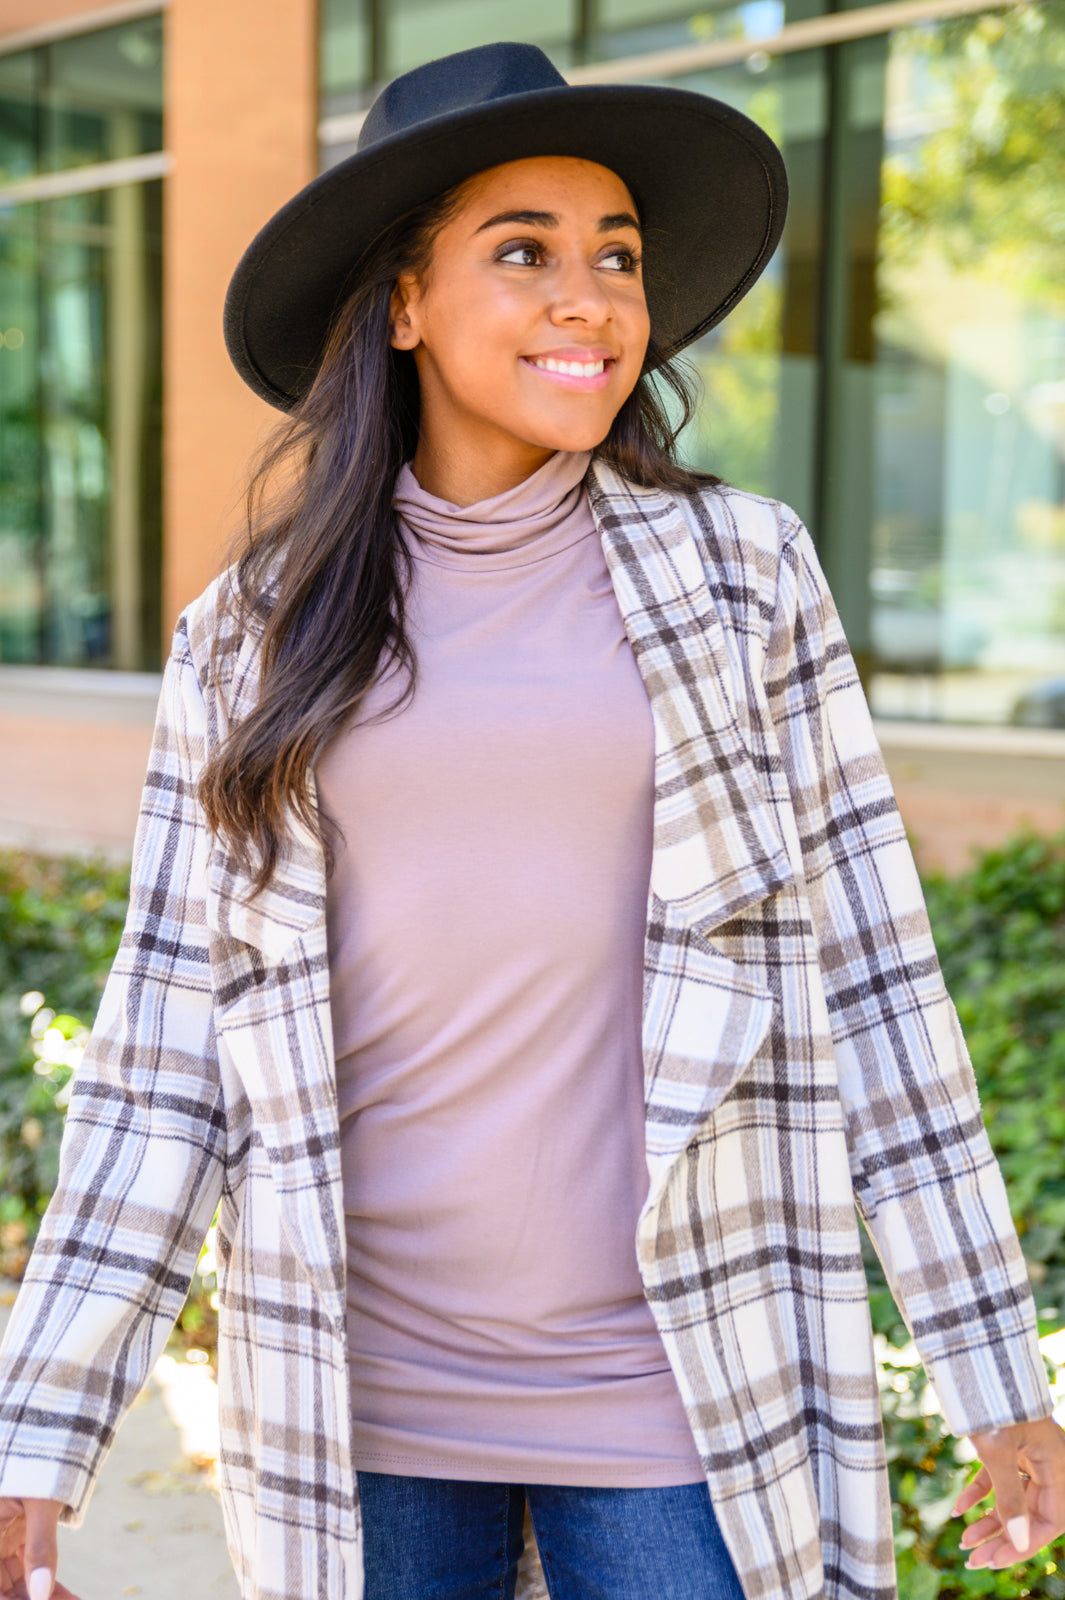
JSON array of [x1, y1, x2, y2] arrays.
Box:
[[532, 357, 606, 376]]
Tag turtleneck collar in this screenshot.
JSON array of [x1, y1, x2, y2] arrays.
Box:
[[393, 450, 594, 571]]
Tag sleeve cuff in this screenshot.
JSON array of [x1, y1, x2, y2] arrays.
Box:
[[0, 1454, 97, 1527], [928, 1325, 1053, 1439]]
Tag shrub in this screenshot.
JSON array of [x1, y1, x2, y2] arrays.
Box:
[[871, 827, 1065, 1596], [0, 852, 128, 1275], [924, 829, 1065, 1320], [0, 851, 129, 1012]]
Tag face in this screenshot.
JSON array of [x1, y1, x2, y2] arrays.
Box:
[[389, 156, 650, 501]]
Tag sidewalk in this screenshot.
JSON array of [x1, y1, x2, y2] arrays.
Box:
[[0, 1288, 238, 1600]]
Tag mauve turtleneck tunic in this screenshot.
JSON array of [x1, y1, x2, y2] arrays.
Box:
[[314, 450, 704, 1485]]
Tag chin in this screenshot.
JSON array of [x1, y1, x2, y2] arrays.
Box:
[[523, 413, 618, 455]]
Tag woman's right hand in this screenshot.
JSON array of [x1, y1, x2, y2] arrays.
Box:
[[0, 1498, 82, 1600]]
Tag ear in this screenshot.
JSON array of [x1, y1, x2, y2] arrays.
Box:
[[389, 272, 422, 351]]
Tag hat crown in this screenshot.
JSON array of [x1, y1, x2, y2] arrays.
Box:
[[359, 42, 568, 152]]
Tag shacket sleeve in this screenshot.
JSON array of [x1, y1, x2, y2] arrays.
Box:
[[0, 614, 224, 1522], [764, 511, 1051, 1439]]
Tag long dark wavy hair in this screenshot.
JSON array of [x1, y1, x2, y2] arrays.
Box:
[[199, 177, 720, 893]]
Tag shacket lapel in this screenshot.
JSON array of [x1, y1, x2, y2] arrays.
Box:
[[588, 461, 793, 928], [588, 462, 794, 1202]]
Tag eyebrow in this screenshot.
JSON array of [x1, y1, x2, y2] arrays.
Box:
[[473, 208, 642, 236]]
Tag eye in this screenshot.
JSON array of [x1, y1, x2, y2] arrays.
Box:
[[599, 248, 642, 273], [497, 241, 544, 267]]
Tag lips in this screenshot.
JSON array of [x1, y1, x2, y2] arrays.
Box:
[[530, 355, 608, 377], [521, 351, 617, 390]]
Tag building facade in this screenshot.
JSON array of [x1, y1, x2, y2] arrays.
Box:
[[1, 0, 1063, 863]]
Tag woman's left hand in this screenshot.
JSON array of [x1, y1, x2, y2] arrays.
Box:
[[955, 1414, 1065, 1568]]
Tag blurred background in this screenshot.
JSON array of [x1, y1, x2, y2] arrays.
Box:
[[0, 0, 1063, 865]]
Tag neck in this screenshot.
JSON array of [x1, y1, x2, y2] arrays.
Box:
[[410, 430, 556, 507]]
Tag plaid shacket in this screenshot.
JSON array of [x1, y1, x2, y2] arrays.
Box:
[[0, 464, 1051, 1600]]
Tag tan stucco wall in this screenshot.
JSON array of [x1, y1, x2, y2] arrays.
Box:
[[163, 0, 318, 629], [880, 734, 1065, 876]]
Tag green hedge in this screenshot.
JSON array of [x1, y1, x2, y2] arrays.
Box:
[[868, 829, 1065, 1598], [926, 831, 1065, 1320], [0, 852, 129, 1276], [2, 831, 1064, 1590]]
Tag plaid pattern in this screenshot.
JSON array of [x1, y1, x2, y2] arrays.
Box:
[[0, 467, 1050, 1600]]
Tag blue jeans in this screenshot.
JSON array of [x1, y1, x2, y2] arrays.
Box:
[[357, 1471, 747, 1600]]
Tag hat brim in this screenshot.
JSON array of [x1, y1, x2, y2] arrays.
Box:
[[224, 82, 788, 411]]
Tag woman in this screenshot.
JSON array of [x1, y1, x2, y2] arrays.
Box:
[[0, 39, 1063, 1600]]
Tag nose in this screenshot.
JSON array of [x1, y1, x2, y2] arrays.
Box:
[[548, 255, 614, 327]]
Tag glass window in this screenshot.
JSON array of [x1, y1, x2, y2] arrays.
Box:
[[0, 179, 163, 669], [46, 15, 164, 173], [320, 0, 372, 116], [592, 0, 785, 63], [319, 0, 829, 117], [827, 4, 1065, 725], [321, 0, 580, 117], [671, 49, 826, 523], [388, 0, 574, 78], [0, 16, 163, 186], [0, 49, 37, 187]]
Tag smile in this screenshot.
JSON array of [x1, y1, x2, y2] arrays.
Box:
[[532, 357, 606, 376], [522, 355, 615, 391]]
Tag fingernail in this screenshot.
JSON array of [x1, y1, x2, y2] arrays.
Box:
[[28, 1569, 53, 1600], [1007, 1514, 1030, 1553]]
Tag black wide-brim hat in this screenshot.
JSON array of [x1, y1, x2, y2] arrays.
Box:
[[224, 41, 788, 411]]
